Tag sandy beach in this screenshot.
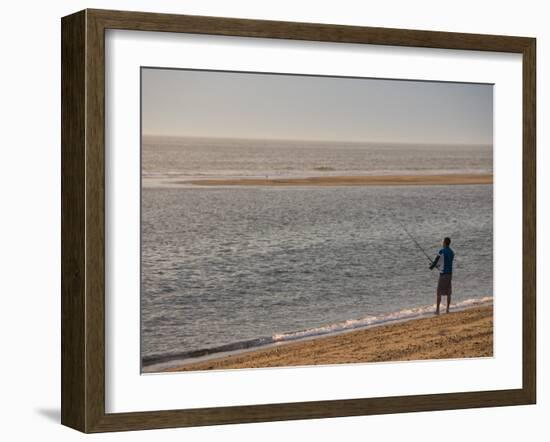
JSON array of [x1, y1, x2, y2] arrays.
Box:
[[166, 304, 493, 372], [183, 173, 492, 187]]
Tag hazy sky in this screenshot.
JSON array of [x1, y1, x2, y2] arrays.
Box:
[[142, 68, 493, 145]]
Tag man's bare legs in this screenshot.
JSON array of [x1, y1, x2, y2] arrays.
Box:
[[436, 294, 451, 314]]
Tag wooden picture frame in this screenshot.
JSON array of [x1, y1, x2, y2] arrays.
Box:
[[61, 8, 536, 433]]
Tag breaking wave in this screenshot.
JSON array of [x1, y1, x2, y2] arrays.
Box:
[[142, 296, 492, 372]]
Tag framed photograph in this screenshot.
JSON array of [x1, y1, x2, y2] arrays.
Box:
[[61, 9, 536, 433]]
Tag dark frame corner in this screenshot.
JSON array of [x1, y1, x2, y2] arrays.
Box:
[[61, 8, 536, 433]]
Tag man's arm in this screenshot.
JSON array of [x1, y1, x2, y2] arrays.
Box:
[[429, 254, 440, 270]]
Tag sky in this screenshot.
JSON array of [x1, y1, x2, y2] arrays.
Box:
[[141, 68, 493, 145]]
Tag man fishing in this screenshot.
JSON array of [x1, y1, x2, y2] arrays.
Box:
[[430, 237, 455, 315]]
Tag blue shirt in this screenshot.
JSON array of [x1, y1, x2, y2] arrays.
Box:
[[433, 246, 454, 274]]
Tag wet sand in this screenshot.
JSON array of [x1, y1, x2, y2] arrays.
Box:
[[184, 173, 492, 187], [167, 304, 493, 372]]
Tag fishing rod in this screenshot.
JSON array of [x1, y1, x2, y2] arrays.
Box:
[[391, 214, 435, 265]]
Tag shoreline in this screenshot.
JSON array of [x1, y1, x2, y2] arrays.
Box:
[[151, 303, 493, 373], [181, 173, 493, 187]]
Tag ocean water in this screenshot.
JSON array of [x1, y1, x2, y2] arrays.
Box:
[[142, 136, 492, 182], [141, 137, 493, 371]]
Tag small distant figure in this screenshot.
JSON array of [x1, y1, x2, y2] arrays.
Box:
[[430, 237, 455, 315]]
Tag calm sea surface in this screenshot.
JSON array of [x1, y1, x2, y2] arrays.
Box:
[[142, 136, 492, 181], [141, 137, 493, 370]]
